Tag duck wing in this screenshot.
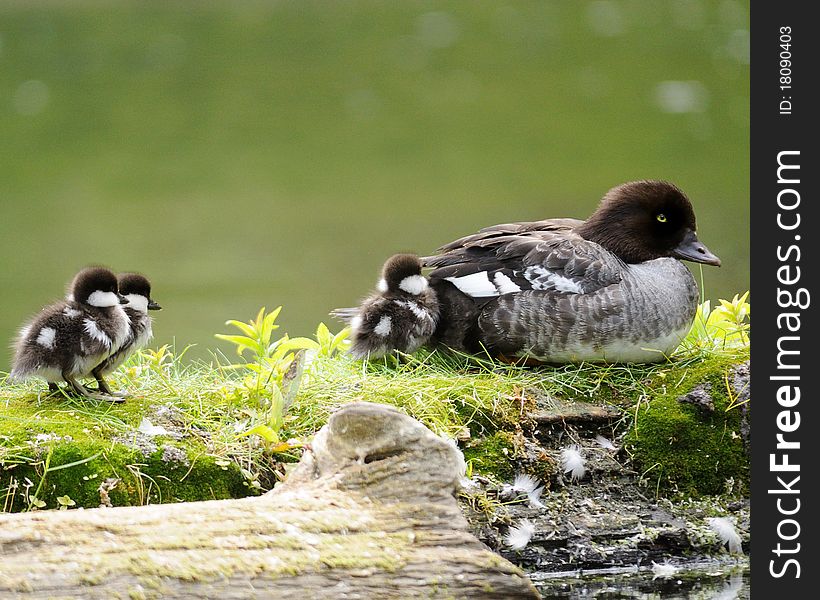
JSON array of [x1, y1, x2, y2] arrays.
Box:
[[423, 219, 623, 299]]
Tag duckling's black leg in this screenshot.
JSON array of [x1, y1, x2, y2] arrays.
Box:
[[48, 383, 61, 394], [62, 370, 124, 403], [92, 366, 128, 399], [92, 366, 113, 395]]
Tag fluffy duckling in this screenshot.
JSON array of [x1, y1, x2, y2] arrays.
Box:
[[424, 180, 721, 362], [10, 267, 130, 400], [333, 253, 439, 359], [92, 273, 161, 396]]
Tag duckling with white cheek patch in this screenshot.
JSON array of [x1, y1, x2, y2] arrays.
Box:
[[92, 273, 162, 397], [10, 267, 130, 401], [333, 254, 439, 359]]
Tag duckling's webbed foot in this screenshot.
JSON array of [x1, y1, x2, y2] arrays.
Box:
[[62, 371, 124, 403]]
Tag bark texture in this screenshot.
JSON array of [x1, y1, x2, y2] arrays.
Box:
[[0, 402, 538, 599]]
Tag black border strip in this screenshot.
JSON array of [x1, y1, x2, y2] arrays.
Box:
[[751, 3, 817, 595]]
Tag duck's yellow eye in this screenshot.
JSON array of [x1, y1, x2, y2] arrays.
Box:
[[656, 213, 667, 223]]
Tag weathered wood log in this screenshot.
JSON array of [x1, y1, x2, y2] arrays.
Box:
[[0, 402, 539, 599]]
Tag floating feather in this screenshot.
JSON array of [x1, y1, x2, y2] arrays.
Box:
[[560, 445, 586, 481], [504, 519, 536, 550], [708, 517, 743, 554]]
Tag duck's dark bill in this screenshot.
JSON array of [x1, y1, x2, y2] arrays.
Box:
[[672, 230, 721, 266], [148, 300, 162, 311]]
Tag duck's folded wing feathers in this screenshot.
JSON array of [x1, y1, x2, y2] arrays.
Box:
[[424, 224, 623, 299]]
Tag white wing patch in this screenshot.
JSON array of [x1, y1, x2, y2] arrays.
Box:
[[373, 316, 392, 337], [63, 306, 82, 318], [493, 272, 521, 294], [36, 327, 57, 349], [83, 318, 112, 348], [446, 270, 523, 298], [445, 272, 501, 298], [523, 266, 584, 294]]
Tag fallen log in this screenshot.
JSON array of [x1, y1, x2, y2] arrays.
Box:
[[0, 402, 539, 599]]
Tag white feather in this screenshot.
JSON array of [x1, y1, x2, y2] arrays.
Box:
[[526, 485, 546, 509], [501, 473, 546, 509], [63, 306, 81, 318], [398, 275, 428, 295], [36, 327, 56, 350], [83, 318, 112, 349], [708, 517, 743, 554], [138, 417, 170, 437], [350, 315, 362, 331], [504, 519, 536, 550], [560, 445, 586, 481], [594, 435, 617, 450], [651, 561, 679, 580], [523, 265, 584, 293], [373, 316, 392, 337], [393, 299, 433, 322], [509, 473, 540, 494], [376, 278, 388, 293], [493, 272, 521, 294], [445, 272, 498, 298]]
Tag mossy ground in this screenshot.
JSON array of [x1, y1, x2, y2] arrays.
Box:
[[1, 297, 750, 512], [623, 355, 749, 497]]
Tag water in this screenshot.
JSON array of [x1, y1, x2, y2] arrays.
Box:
[[534, 562, 749, 599], [0, 1, 749, 370]]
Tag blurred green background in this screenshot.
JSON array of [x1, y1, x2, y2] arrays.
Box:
[[0, 1, 749, 369]]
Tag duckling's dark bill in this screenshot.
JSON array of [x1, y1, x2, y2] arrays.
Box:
[[671, 229, 721, 266]]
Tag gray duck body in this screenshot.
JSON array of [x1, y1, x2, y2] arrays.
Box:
[[422, 181, 719, 363]]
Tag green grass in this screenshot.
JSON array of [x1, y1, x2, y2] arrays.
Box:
[[0, 293, 750, 511]]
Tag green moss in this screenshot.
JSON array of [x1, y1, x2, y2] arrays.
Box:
[[0, 391, 253, 512], [624, 355, 749, 496], [462, 431, 517, 481]]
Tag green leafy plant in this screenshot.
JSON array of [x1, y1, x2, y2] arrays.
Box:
[[313, 322, 351, 358], [215, 307, 317, 451], [680, 292, 750, 354]]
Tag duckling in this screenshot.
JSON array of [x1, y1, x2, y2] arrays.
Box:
[[424, 180, 721, 362], [92, 273, 162, 396], [10, 267, 130, 401], [333, 253, 439, 359]]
